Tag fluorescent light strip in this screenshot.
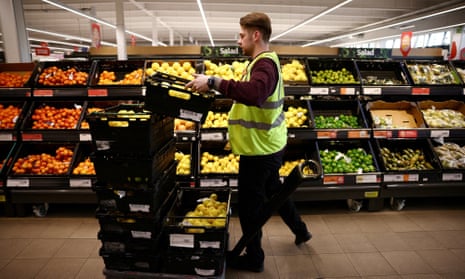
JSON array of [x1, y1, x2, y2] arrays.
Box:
[[271, 0, 352, 41], [27, 27, 117, 47], [303, 3, 465, 46], [197, 0, 215, 46], [29, 37, 89, 48], [42, 0, 154, 43], [331, 22, 465, 47]]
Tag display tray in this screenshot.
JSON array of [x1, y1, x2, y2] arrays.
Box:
[[98, 230, 161, 254], [100, 251, 163, 273], [317, 139, 382, 185], [280, 140, 322, 186], [32, 61, 93, 96], [80, 100, 133, 130], [199, 58, 248, 81], [145, 59, 201, 81], [416, 99, 465, 138], [280, 58, 310, 88], [365, 100, 430, 139], [20, 100, 86, 141], [306, 59, 361, 95], [374, 139, 442, 184], [90, 60, 145, 87], [0, 101, 30, 141], [0, 142, 18, 178], [68, 143, 96, 188], [144, 71, 215, 123], [430, 139, 465, 182], [451, 60, 465, 84], [355, 60, 411, 95], [87, 103, 174, 156], [5, 142, 78, 188], [198, 148, 239, 176], [163, 187, 231, 254], [0, 62, 36, 97], [309, 99, 370, 139], [92, 138, 176, 186], [162, 250, 225, 277], [200, 98, 231, 130], [404, 60, 463, 96], [94, 161, 176, 214]]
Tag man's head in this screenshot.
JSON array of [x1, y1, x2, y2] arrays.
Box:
[[239, 12, 272, 43]]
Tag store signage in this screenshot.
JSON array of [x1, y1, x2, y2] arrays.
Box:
[[91, 23, 101, 48], [338, 48, 392, 59], [35, 47, 50, 56], [400, 31, 412, 57], [201, 46, 243, 57]]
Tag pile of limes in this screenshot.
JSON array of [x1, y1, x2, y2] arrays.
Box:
[[320, 147, 375, 173], [314, 114, 360, 128]]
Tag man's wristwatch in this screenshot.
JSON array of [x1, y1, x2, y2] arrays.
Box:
[[207, 76, 215, 90]]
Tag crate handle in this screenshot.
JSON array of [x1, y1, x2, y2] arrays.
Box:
[[108, 121, 129, 127], [169, 89, 191, 100]]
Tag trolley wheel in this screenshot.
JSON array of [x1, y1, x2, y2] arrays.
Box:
[[32, 203, 49, 217], [390, 198, 406, 211], [347, 199, 363, 212]]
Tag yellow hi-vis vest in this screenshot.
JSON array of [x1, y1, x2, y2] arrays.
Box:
[[228, 51, 287, 156]]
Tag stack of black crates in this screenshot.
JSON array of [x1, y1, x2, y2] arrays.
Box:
[[87, 103, 177, 273]]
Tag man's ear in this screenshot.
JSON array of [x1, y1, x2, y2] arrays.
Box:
[[253, 30, 261, 42]]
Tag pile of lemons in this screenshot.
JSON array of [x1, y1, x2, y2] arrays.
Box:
[[145, 61, 195, 80], [182, 193, 228, 232]]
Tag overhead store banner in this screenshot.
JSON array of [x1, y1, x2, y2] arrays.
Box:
[[338, 48, 392, 59], [400, 31, 412, 57], [201, 46, 243, 58], [449, 26, 465, 60], [91, 23, 101, 48]]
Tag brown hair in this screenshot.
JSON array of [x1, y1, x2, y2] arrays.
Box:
[[239, 12, 272, 42]]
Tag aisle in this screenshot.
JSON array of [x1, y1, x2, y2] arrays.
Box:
[[0, 198, 465, 279]]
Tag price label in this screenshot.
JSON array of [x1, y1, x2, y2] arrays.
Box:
[[363, 88, 382, 95], [310, 87, 329, 94], [364, 191, 379, 198], [398, 130, 418, 138], [323, 175, 344, 184], [200, 179, 227, 187], [180, 109, 202, 122], [374, 130, 392, 138], [22, 133, 43, 141], [0, 133, 13, 141], [201, 132, 223, 141], [348, 130, 369, 138], [229, 178, 238, 187], [7, 179, 30, 187], [88, 89, 108, 97], [317, 131, 337, 139], [131, 230, 152, 239], [355, 174, 378, 184], [129, 204, 150, 213], [384, 174, 419, 182], [442, 173, 463, 181], [430, 130, 450, 138], [340, 88, 355, 95], [34, 89, 54, 97], [69, 179, 92, 187], [170, 233, 194, 248], [412, 87, 430, 95], [199, 241, 221, 249], [79, 133, 92, 141]]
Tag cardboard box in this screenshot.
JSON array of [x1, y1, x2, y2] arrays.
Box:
[[366, 100, 425, 129]]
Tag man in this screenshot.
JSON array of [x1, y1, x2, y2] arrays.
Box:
[[186, 12, 311, 273]]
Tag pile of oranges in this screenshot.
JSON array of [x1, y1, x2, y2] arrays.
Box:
[[31, 105, 82, 129], [0, 104, 22, 129], [37, 66, 88, 86], [0, 72, 31, 87], [97, 68, 143, 85], [12, 146, 74, 175]]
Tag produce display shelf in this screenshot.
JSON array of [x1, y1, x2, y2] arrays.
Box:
[[103, 265, 226, 279], [380, 182, 465, 198], [0, 88, 32, 98], [8, 188, 97, 204], [361, 85, 412, 96]]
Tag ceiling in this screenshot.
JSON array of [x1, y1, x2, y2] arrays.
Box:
[[3, 0, 465, 54]]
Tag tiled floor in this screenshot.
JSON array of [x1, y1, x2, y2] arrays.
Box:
[[1, 197, 465, 279]]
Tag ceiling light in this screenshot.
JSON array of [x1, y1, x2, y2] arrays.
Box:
[[42, 0, 156, 44], [29, 37, 89, 48], [271, 0, 352, 41], [197, 0, 215, 46], [303, 3, 465, 46]]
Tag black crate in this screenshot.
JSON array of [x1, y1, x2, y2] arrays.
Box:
[[0, 142, 18, 177], [163, 187, 231, 253], [80, 100, 136, 130], [405, 60, 462, 86], [70, 143, 96, 177], [0, 101, 30, 137], [306, 59, 361, 85], [21, 101, 85, 130], [98, 230, 161, 254], [90, 60, 146, 87], [162, 250, 225, 277], [356, 60, 410, 85], [0, 62, 36, 88], [87, 103, 174, 156], [310, 99, 369, 129], [95, 161, 176, 214], [92, 138, 176, 185], [100, 251, 162, 273], [33, 61, 93, 88], [284, 99, 312, 129], [144, 72, 215, 123]]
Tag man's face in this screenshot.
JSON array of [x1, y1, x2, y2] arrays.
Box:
[[237, 26, 254, 56]]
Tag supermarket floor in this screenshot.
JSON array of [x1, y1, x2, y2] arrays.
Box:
[[1, 197, 465, 279]]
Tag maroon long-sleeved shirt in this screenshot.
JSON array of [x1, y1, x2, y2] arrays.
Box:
[[218, 56, 278, 107]]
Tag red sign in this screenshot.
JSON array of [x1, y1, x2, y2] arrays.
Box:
[[400, 31, 412, 57], [91, 23, 101, 48], [35, 47, 50, 56], [131, 35, 136, 46]]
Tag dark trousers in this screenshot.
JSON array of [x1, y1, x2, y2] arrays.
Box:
[[237, 150, 307, 264]]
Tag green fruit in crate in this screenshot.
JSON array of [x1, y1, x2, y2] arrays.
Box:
[[314, 114, 360, 128], [311, 68, 358, 84], [320, 148, 375, 173]]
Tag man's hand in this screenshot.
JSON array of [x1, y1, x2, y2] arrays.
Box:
[[185, 74, 210, 92]]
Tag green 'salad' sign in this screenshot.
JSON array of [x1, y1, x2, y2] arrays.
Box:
[[201, 46, 243, 57], [339, 48, 392, 59]]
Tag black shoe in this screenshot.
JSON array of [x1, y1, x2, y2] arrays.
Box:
[[295, 231, 312, 245], [227, 253, 264, 273]]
